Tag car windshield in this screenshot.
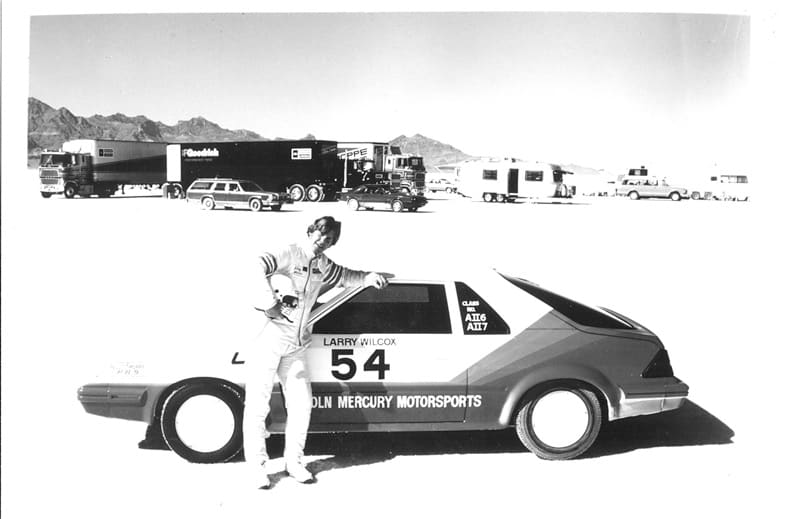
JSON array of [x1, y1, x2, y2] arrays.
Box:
[[239, 181, 263, 192]]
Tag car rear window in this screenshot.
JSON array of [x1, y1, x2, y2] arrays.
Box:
[[502, 274, 634, 329], [190, 181, 213, 190]]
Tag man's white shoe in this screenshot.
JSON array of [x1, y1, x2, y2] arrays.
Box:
[[252, 461, 272, 489], [285, 462, 314, 483]]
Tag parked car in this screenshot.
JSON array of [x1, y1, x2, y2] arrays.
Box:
[[615, 177, 689, 201], [343, 184, 428, 212], [426, 178, 458, 194], [186, 178, 291, 211], [77, 270, 688, 463]]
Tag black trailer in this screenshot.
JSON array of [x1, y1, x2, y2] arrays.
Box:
[[164, 140, 343, 201]]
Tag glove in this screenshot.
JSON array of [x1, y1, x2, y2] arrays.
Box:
[[264, 301, 285, 319]]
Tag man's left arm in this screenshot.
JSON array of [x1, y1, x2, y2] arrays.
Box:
[[322, 260, 392, 290]]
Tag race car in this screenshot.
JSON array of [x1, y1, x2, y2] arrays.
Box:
[[77, 270, 688, 463]]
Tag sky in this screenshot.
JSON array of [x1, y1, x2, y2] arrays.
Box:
[[8, 1, 797, 179]]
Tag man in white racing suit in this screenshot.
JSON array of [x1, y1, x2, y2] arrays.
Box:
[[245, 216, 390, 487]]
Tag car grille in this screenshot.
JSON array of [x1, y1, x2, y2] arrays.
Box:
[[41, 177, 60, 185], [40, 169, 60, 178]]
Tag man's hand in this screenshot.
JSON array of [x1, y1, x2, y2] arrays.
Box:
[[264, 300, 285, 320], [365, 272, 393, 290]]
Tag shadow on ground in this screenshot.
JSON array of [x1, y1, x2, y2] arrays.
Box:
[[140, 399, 733, 476], [260, 399, 734, 476]]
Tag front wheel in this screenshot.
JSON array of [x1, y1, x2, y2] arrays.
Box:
[[628, 191, 640, 201], [249, 198, 262, 212], [160, 382, 244, 464], [64, 184, 77, 199], [391, 200, 404, 212], [41, 192, 53, 198], [515, 385, 602, 460], [201, 197, 215, 210]]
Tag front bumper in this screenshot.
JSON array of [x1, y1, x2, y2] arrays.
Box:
[[77, 383, 154, 423]]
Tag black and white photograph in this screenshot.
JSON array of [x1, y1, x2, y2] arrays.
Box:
[[2, 1, 798, 518]]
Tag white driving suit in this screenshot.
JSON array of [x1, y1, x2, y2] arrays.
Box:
[[244, 241, 368, 467]]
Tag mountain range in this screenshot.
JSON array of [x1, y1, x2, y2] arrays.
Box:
[[27, 97, 475, 169]]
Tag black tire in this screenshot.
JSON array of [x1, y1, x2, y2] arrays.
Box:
[[691, 192, 700, 200], [306, 185, 323, 202], [391, 200, 404, 212], [347, 198, 360, 211], [41, 192, 53, 198], [64, 184, 77, 199], [249, 198, 262, 212], [515, 385, 603, 460], [483, 192, 494, 203], [628, 191, 640, 200], [670, 192, 681, 202], [201, 197, 215, 210], [289, 184, 305, 202], [160, 382, 244, 464], [496, 194, 506, 203]]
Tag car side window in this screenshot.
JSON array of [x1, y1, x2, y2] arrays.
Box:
[[455, 282, 510, 334], [313, 283, 451, 334], [214, 183, 226, 191], [229, 184, 240, 192]]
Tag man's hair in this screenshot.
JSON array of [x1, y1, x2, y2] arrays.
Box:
[[307, 216, 342, 245]]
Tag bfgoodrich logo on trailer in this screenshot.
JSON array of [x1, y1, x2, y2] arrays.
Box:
[[292, 148, 312, 160]]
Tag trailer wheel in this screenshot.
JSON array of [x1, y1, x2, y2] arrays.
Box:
[[64, 183, 77, 199], [482, 192, 494, 203], [201, 197, 215, 210], [249, 198, 263, 212], [347, 198, 360, 211], [306, 185, 323, 202], [289, 184, 306, 202], [496, 194, 506, 203]]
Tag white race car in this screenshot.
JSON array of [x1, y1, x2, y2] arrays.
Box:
[[78, 270, 688, 462]]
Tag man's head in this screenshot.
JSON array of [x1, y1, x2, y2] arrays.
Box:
[[306, 216, 341, 256]]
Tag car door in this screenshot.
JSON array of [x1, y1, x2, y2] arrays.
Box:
[[305, 282, 468, 424], [212, 181, 229, 206], [227, 182, 247, 208]]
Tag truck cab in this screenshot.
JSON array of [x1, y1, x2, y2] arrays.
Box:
[[39, 150, 92, 198]]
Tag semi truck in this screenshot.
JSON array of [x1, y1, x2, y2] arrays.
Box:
[[38, 139, 168, 198], [458, 158, 575, 202], [164, 140, 342, 202], [337, 142, 427, 194]]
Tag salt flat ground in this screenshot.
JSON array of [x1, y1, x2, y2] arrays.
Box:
[[1, 170, 795, 519]]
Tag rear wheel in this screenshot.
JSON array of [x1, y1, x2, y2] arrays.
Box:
[[201, 197, 215, 210], [249, 198, 262, 212], [669, 192, 681, 202], [160, 382, 244, 464], [628, 191, 640, 200], [306, 185, 323, 202], [289, 184, 306, 202], [391, 200, 404, 212], [515, 385, 602, 460], [347, 198, 360, 211]]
